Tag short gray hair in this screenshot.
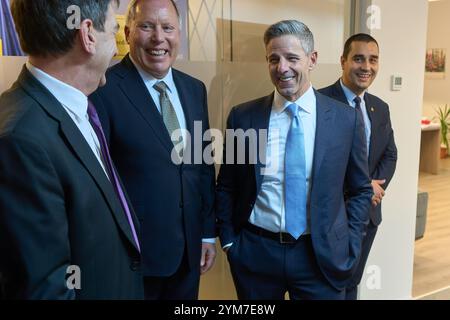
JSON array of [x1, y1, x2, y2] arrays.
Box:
[[264, 20, 314, 55], [126, 0, 181, 28]]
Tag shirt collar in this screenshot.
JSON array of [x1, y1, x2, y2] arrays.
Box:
[[273, 84, 315, 115], [129, 56, 176, 94], [26, 61, 88, 120], [340, 78, 365, 105]]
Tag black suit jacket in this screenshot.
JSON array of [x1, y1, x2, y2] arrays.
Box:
[[215, 91, 373, 290], [90, 55, 215, 277], [319, 80, 397, 225], [0, 67, 143, 299]]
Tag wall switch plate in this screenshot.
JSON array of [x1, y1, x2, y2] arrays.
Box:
[[391, 75, 403, 91]]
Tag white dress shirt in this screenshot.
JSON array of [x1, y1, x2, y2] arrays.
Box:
[[340, 79, 371, 153], [130, 58, 215, 245], [249, 85, 317, 234], [26, 62, 108, 177]]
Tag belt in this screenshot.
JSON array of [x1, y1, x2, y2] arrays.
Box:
[[244, 222, 308, 244]]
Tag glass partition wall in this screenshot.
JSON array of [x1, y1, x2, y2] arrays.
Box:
[[179, 0, 351, 135], [176, 0, 352, 299]]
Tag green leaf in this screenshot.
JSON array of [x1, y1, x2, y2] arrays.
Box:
[[435, 104, 450, 149]]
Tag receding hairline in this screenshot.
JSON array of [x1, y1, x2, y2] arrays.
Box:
[[126, 0, 181, 27], [342, 33, 379, 59], [345, 40, 379, 57]]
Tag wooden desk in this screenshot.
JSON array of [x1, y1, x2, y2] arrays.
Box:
[[420, 123, 441, 174]]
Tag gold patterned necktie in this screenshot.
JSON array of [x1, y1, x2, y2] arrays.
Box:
[[153, 81, 184, 159]]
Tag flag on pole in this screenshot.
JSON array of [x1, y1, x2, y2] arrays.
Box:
[[0, 0, 24, 56]]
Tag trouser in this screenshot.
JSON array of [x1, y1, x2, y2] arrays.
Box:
[[227, 225, 344, 300], [345, 222, 378, 300]]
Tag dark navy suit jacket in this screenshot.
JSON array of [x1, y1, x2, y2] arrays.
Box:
[[319, 80, 397, 225], [215, 90, 373, 290], [90, 55, 215, 277], [0, 68, 143, 299]]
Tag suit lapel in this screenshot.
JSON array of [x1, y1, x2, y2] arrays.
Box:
[[59, 121, 140, 251], [117, 55, 174, 154], [172, 70, 193, 135], [252, 94, 273, 194], [364, 94, 373, 121], [331, 80, 349, 105], [18, 67, 139, 252], [312, 91, 334, 182]]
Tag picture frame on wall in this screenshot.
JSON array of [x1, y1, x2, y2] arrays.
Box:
[[425, 48, 446, 79], [115, 15, 129, 60]]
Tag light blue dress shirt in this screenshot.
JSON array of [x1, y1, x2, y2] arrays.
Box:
[[340, 79, 371, 153], [249, 85, 316, 235], [26, 62, 108, 177], [130, 58, 215, 245]]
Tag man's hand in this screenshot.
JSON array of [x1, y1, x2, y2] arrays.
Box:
[[200, 242, 216, 275], [371, 179, 386, 207]]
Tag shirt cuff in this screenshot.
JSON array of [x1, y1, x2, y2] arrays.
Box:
[[222, 243, 233, 250], [202, 238, 216, 244]]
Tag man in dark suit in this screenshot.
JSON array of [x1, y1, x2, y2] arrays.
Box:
[[319, 33, 397, 300], [215, 20, 373, 300], [0, 0, 143, 299], [90, 0, 216, 300]]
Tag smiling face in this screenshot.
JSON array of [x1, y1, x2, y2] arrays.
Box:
[[266, 35, 317, 102], [341, 41, 379, 95], [125, 0, 180, 79]]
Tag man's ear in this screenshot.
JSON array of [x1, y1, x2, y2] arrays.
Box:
[[309, 51, 318, 70], [79, 19, 96, 54], [340, 55, 346, 70], [124, 25, 131, 44]]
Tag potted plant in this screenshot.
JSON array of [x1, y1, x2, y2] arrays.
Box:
[[435, 104, 450, 158]]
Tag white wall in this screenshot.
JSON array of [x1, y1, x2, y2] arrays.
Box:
[[188, 0, 348, 63], [423, 0, 450, 119], [358, 0, 428, 300], [117, 0, 130, 14], [0, 56, 27, 93], [231, 0, 347, 64]]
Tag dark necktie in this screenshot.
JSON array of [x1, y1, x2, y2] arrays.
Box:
[[353, 96, 370, 156], [353, 96, 361, 110], [87, 101, 141, 252]]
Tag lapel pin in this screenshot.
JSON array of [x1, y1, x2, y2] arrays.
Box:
[[371, 107, 375, 112]]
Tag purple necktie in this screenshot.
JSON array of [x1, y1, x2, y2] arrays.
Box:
[[87, 101, 141, 252]]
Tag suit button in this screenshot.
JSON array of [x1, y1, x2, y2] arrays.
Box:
[[179, 202, 184, 208], [130, 261, 140, 271]]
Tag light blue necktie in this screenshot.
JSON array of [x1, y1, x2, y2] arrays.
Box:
[[285, 103, 307, 239]]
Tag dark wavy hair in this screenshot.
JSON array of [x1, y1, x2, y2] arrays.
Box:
[[11, 0, 120, 57]]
